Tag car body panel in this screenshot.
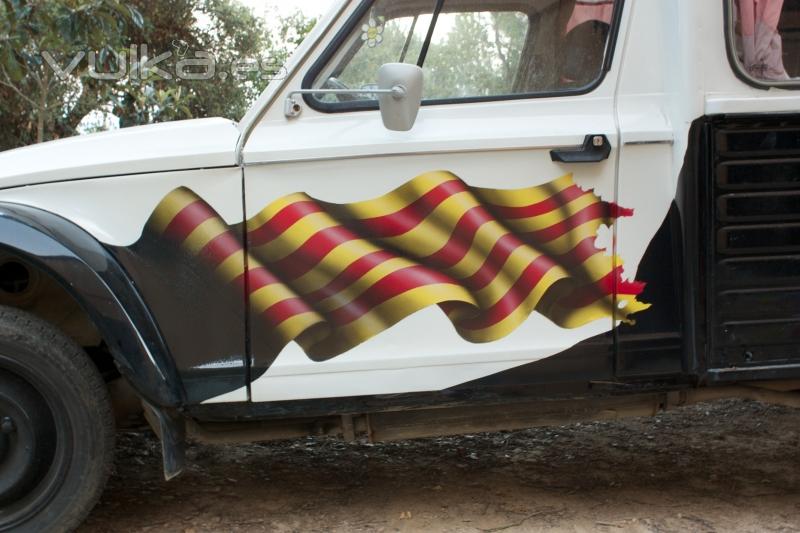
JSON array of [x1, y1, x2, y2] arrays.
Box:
[[0, 118, 239, 189]]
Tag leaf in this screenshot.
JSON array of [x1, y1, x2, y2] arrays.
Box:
[[14, 4, 31, 21], [97, 11, 117, 33], [3, 46, 23, 81], [57, 12, 77, 43]]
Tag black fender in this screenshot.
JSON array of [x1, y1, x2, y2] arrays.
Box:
[[0, 202, 184, 407]]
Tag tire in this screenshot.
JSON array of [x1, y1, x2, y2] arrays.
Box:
[[0, 306, 114, 533]]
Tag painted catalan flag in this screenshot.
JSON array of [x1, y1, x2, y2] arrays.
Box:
[[146, 171, 649, 361]]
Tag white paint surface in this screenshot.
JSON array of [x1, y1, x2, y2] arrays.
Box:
[[0, 118, 238, 189]]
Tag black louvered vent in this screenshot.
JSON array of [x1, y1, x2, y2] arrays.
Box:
[[710, 119, 800, 369]]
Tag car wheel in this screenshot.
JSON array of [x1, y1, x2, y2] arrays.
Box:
[[0, 306, 114, 532]]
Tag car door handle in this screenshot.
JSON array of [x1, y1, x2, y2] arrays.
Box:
[[550, 134, 611, 163]]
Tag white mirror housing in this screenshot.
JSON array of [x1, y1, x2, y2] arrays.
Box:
[[377, 63, 423, 132]]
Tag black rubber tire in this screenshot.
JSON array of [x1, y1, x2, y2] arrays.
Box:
[[0, 306, 114, 533]]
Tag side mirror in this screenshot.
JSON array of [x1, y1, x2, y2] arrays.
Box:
[[283, 63, 423, 130], [377, 63, 423, 132]]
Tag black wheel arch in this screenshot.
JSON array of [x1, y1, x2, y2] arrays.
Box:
[[0, 201, 184, 408]]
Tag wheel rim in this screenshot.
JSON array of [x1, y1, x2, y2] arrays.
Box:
[[0, 365, 70, 530], [0, 370, 57, 506]]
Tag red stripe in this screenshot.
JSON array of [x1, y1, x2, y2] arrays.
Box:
[[303, 250, 396, 303], [242, 265, 283, 293], [163, 200, 217, 242], [556, 266, 646, 310], [198, 231, 243, 266], [461, 233, 530, 290], [558, 267, 618, 309], [608, 203, 633, 218], [326, 265, 457, 325], [269, 225, 360, 280], [558, 236, 604, 268], [262, 297, 316, 328], [456, 254, 559, 330], [462, 234, 601, 292], [486, 185, 588, 220], [423, 205, 495, 269], [258, 208, 608, 311], [522, 202, 614, 243], [617, 277, 646, 296], [247, 180, 466, 249], [248, 200, 323, 247], [350, 179, 468, 238]]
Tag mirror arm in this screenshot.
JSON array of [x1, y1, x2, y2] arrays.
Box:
[[284, 86, 406, 118]]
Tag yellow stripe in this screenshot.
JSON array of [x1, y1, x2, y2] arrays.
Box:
[[503, 192, 598, 233], [471, 173, 575, 208], [250, 283, 304, 315], [246, 192, 311, 233], [314, 257, 428, 313], [378, 190, 487, 256], [246, 171, 458, 235], [149, 188, 199, 233], [182, 217, 228, 255], [470, 247, 561, 307], [286, 238, 388, 296], [528, 219, 609, 256], [249, 194, 610, 319], [454, 268, 566, 342], [250, 211, 341, 261], [577, 252, 614, 283], [272, 311, 326, 345], [304, 283, 476, 359], [216, 250, 247, 283], [246, 176, 602, 307], [548, 296, 616, 329], [616, 297, 652, 325], [331, 171, 459, 220]]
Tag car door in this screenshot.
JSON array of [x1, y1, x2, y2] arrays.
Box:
[[240, 0, 646, 402]]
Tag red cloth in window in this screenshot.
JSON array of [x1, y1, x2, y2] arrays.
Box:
[[736, 0, 789, 80], [565, 0, 614, 34]]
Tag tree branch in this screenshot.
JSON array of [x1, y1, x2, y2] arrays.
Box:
[[0, 75, 37, 107], [491, 15, 512, 83]]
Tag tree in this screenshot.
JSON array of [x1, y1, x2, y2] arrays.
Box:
[[0, 1, 317, 151], [314, 10, 528, 102], [424, 12, 527, 99], [113, 0, 271, 127], [0, 0, 142, 148]]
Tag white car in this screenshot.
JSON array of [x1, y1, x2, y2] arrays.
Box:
[[1, 0, 800, 530]]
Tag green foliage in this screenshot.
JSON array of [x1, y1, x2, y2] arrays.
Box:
[[0, 0, 142, 148], [319, 10, 528, 103], [270, 10, 318, 66], [424, 12, 527, 99], [0, 1, 317, 151], [113, 0, 291, 126], [337, 20, 423, 91]]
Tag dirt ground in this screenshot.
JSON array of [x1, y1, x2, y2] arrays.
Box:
[[79, 399, 800, 533]]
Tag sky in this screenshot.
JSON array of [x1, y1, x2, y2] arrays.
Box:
[[240, 0, 338, 21]]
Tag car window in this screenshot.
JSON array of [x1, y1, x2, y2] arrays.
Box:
[[307, 0, 618, 109], [728, 0, 800, 85]]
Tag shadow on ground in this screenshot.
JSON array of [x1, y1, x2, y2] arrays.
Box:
[[80, 399, 800, 532]]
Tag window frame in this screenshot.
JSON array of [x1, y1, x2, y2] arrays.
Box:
[[301, 0, 627, 113], [724, 0, 800, 90]]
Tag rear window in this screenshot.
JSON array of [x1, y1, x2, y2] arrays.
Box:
[[727, 0, 800, 87]]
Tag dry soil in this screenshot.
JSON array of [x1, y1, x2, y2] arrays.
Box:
[[80, 399, 800, 532]]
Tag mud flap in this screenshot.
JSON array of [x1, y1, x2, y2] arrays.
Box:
[[143, 401, 186, 480]]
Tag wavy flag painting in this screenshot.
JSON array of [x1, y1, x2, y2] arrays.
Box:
[[146, 171, 649, 361]]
